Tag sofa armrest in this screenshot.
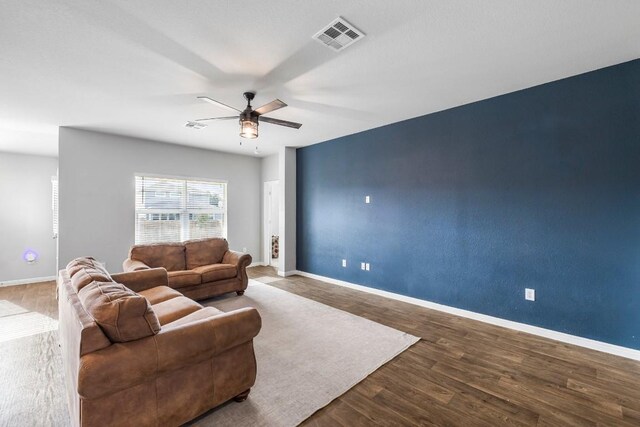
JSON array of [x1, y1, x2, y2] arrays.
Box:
[[223, 250, 252, 290], [123, 258, 151, 272], [222, 250, 252, 268], [110, 268, 169, 293], [156, 307, 261, 372]]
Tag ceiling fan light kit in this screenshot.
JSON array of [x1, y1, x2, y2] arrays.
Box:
[[195, 91, 302, 140], [239, 92, 259, 139], [240, 117, 258, 139]]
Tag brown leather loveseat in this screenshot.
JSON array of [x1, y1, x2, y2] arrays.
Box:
[[58, 257, 261, 427], [123, 237, 251, 300]]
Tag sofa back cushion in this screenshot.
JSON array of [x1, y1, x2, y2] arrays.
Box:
[[129, 243, 186, 272], [66, 257, 112, 292], [184, 237, 229, 269], [78, 281, 161, 343]]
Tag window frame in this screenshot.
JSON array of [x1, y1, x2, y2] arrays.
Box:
[[134, 173, 228, 244]]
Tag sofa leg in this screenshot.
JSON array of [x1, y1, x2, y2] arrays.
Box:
[[234, 389, 250, 402], [236, 290, 245, 296]]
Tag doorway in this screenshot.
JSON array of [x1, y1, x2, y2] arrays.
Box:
[[263, 180, 280, 268]]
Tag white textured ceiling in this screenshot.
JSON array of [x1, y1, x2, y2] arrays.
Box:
[[1, 0, 639, 158]]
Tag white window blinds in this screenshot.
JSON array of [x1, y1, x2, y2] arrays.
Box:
[[135, 175, 227, 244]]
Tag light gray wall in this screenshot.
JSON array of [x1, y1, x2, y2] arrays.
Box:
[[58, 127, 261, 273], [261, 154, 279, 182], [0, 152, 58, 282], [279, 147, 296, 274]]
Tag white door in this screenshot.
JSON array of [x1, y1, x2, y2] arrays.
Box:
[[263, 181, 280, 268]]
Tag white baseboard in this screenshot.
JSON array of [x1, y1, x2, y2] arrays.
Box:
[[278, 270, 297, 277], [294, 270, 640, 362], [0, 275, 57, 288]]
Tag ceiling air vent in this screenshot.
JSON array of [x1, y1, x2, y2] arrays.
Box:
[[313, 17, 365, 52], [185, 121, 207, 129]]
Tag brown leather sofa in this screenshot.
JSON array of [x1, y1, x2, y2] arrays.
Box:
[[123, 237, 251, 301], [58, 257, 261, 427]]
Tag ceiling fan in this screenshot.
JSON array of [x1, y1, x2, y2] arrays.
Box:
[[195, 92, 302, 139]]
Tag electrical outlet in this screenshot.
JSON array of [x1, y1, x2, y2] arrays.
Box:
[[525, 288, 535, 301], [342, 259, 347, 267], [365, 263, 370, 271], [365, 195, 371, 204], [361, 262, 366, 270]]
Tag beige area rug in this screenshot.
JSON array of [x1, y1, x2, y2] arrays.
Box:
[[0, 281, 417, 427], [190, 280, 419, 426], [0, 302, 68, 426]]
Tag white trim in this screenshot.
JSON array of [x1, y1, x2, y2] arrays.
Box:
[[294, 270, 640, 362], [278, 270, 297, 277], [135, 172, 229, 184], [0, 276, 57, 288]]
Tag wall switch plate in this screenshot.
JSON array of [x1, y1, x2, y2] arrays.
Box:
[[365, 263, 370, 271], [365, 195, 371, 204], [361, 262, 366, 270], [342, 259, 347, 267], [525, 288, 535, 301]]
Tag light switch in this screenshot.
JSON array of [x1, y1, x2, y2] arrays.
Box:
[[365, 195, 370, 204]]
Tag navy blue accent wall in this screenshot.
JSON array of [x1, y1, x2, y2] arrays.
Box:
[[297, 59, 640, 350]]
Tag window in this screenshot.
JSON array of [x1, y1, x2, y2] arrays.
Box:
[[51, 176, 58, 239], [135, 175, 226, 244]]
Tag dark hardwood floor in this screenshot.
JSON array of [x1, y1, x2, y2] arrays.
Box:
[[2, 272, 639, 426], [248, 266, 640, 427]]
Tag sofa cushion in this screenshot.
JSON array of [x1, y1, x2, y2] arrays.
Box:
[[66, 257, 112, 292], [184, 238, 229, 269], [78, 281, 161, 343], [138, 286, 183, 305], [192, 264, 237, 283], [66, 256, 106, 277], [162, 306, 224, 330], [70, 268, 113, 293], [129, 243, 186, 272], [152, 296, 202, 325], [167, 270, 201, 289]]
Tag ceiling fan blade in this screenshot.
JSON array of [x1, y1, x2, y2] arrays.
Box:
[[260, 116, 302, 129], [197, 96, 241, 113], [254, 99, 287, 115], [195, 116, 239, 122]]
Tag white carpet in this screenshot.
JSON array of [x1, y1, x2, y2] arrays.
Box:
[[191, 280, 419, 426], [0, 303, 68, 426]]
